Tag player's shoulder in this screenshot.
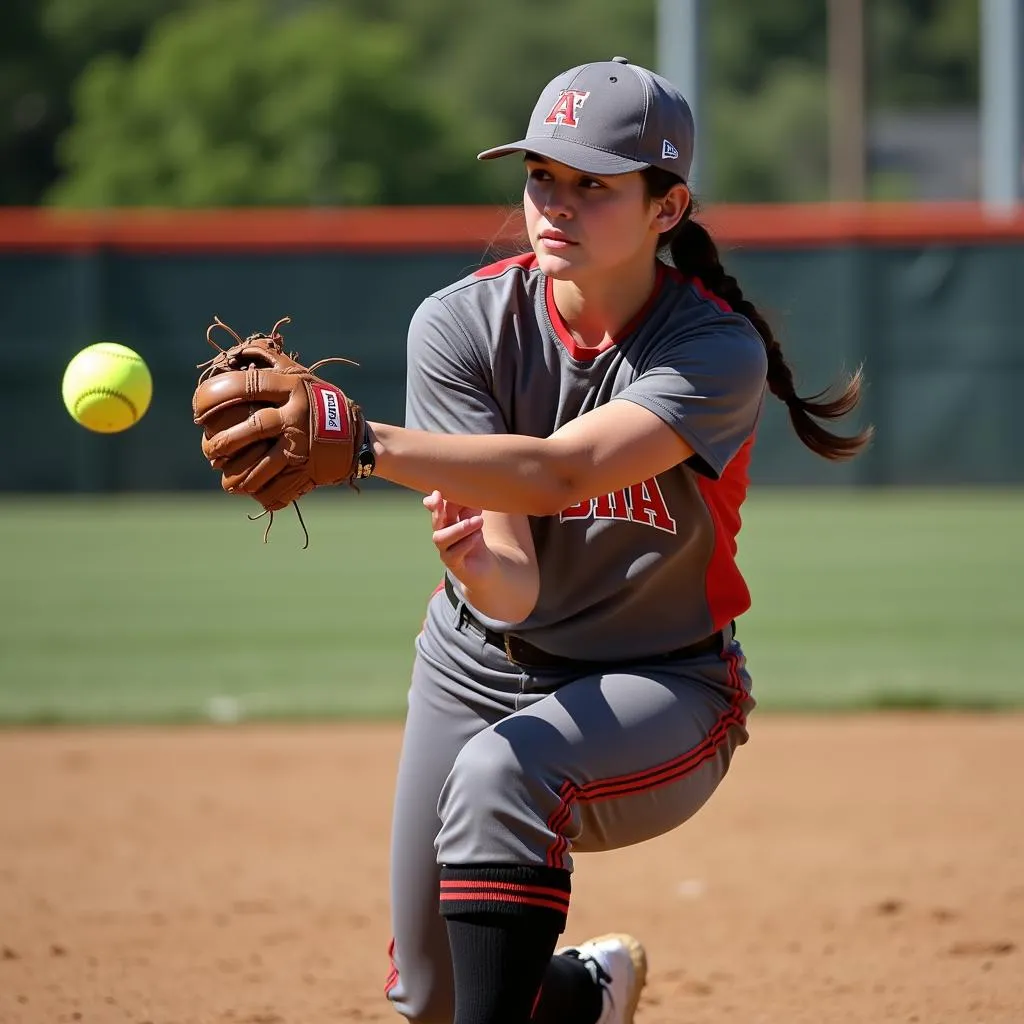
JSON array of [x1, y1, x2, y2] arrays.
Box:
[[660, 264, 740, 325], [649, 265, 767, 375], [429, 251, 541, 311], [408, 252, 541, 355], [660, 266, 765, 344]]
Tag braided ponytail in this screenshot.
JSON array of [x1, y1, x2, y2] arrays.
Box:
[[644, 170, 872, 461]]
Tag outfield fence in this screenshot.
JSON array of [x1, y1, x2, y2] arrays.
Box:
[[1, 202, 1023, 492]]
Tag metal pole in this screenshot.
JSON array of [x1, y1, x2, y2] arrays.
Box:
[[827, 0, 866, 202], [980, 0, 1023, 210], [657, 0, 705, 192]]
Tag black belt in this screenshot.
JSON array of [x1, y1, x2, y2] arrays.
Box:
[[444, 576, 725, 669]]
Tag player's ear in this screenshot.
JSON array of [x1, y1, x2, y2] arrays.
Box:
[[650, 182, 689, 235]]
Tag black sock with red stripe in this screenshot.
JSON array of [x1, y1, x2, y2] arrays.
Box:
[[440, 864, 571, 1024]]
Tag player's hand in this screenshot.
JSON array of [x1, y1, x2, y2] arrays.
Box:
[[423, 490, 492, 581], [424, 491, 540, 623]]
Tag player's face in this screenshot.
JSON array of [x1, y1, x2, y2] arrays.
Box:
[[523, 156, 668, 280]]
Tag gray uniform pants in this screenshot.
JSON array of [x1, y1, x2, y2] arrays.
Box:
[[385, 589, 755, 1024]]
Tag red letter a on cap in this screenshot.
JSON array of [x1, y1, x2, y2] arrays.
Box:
[[544, 90, 590, 127]]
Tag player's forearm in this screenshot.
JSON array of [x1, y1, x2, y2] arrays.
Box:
[[457, 542, 539, 624], [368, 423, 575, 516]]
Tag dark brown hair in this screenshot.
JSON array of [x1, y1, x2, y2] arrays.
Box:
[[644, 168, 872, 461]]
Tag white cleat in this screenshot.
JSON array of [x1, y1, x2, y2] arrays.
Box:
[[555, 933, 648, 1024]]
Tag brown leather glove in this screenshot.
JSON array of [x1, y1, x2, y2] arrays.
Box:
[[193, 316, 374, 519]]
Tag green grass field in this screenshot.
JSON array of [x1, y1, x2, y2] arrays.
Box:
[[0, 489, 1021, 724]]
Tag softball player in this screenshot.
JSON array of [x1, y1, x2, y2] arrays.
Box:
[[361, 57, 869, 1024]]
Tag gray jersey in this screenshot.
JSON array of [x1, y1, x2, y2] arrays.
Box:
[[405, 254, 767, 661]]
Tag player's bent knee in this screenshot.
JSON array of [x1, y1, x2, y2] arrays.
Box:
[[441, 730, 525, 816], [436, 728, 549, 861]]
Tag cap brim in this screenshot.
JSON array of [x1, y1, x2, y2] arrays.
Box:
[[476, 137, 649, 175]]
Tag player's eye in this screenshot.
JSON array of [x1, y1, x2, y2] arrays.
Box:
[[527, 168, 552, 182], [578, 176, 605, 190]]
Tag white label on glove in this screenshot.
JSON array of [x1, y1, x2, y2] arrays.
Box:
[[312, 382, 350, 440]]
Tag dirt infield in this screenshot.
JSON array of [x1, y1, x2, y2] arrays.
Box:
[[1, 715, 1021, 1024]]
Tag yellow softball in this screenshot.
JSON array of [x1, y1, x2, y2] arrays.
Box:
[[61, 343, 153, 434]]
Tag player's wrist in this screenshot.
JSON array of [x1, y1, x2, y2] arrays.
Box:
[[354, 420, 377, 480]]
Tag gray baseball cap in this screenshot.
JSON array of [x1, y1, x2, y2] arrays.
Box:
[[478, 56, 694, 180]]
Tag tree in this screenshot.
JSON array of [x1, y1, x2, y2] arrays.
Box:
[[705, 0, 830, 202], [0, 0, 194, 206], [869, 0, 979, 108], [22, 0, 985, 207], [49, 0, 492, 206]]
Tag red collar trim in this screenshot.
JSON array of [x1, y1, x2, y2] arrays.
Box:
[[545, 262, 667, 362]]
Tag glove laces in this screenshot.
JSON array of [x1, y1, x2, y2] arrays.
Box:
[[198, 314, 361, 548]]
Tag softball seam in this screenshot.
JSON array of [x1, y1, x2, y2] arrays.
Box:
[[91, 346, 145, 364], [74, 387, 138, 421]]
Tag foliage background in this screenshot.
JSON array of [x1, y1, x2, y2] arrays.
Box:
[[0, 0, 979, 207]]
